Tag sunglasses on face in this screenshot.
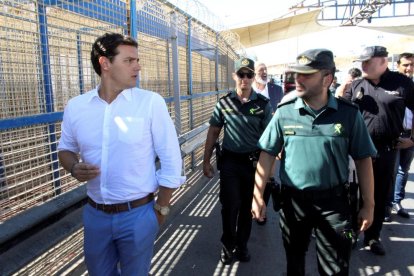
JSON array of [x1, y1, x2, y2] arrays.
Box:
[[237, 71, 255, 79]]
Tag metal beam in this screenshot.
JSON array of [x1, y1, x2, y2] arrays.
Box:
[[289, 0, 413, 25], [341, 0, 392, 26]]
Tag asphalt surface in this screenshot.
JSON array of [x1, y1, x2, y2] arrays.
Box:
[[149, 163, 414, 276], [69, 161, 414, 276]]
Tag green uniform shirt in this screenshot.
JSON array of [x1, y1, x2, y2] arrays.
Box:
[[258, 94, 377, 190], [210, 90, 273, 153]]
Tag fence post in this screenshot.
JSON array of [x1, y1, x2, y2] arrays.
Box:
[[187, 19, 196, 170], [129, 0, 140, 88], [37, 0, 61, 194], [76, 32, 84, 94], [170, 11, 181, 135]]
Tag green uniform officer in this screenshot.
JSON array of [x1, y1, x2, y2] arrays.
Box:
[[203, 57, 272, 265], [252, 49, 376, 276]]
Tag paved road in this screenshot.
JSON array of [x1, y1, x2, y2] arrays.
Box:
[[150, 164, 414, 276]]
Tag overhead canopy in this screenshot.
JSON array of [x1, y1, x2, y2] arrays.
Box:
[[229, 9, 331, 48], [360, 24, 414, 37]]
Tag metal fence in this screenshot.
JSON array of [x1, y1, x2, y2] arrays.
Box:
[[0, 1, 240, 272]]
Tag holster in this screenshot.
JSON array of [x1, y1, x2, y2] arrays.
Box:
[[270, 180, 283, 212], [214, 142, 222, 170], [345, 176, 360, 245]]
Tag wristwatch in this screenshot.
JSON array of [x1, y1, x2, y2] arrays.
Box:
[[154, 203, 170, 216]]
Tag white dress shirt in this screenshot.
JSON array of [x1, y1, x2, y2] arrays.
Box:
[[403, 108, 413, 130], [253, 83, 269, 99], [58, 87, 185, 204]]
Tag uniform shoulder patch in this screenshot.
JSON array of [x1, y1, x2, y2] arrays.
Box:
[[337, 96, 358, 109]]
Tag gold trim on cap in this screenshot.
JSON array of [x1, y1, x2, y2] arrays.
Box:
[[241, 59, 250, 66], [298, 56, 310, 65]]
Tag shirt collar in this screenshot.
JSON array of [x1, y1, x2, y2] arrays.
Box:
[[293, 92, 338, 111], [86, 86, 134, 102], [230, 89, 258, 101], [86, 87, 100, 103]]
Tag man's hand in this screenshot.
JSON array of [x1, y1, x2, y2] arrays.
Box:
[[154, 211, 167, 225], [357, 204, 374, 232], [252, 194, 266, 222], [203, 162, 215, 178], [394, 137, 414, 150], [335, 79, 352, 98], [71, 162, 100, 182]]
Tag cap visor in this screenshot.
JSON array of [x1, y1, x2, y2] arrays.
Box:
[[289, 66, 319, 74], [236, 67, 254, 72], [353, 56, 371, 62]]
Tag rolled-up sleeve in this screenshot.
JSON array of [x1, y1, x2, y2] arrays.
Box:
[[151, 94, 186, 188], [57, 101, 79, 154]]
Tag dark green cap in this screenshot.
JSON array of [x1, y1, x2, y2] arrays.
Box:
[[235, 57, 255, 72], [354, 46, 388, 62], [290, 48, 335, 74]]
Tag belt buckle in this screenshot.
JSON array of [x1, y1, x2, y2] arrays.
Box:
[[103, 204, 115, 214], [303, 191, 313, 200]]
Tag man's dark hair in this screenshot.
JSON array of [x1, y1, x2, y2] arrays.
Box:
[[91, 33, 138, 76], [397, 52, 414, 64], [348, 68, 362, 79]]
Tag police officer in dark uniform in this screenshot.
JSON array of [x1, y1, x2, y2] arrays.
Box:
[[344, 46, 414, 255], [203, 57, 273, 265], [252, 49, 376, 275]]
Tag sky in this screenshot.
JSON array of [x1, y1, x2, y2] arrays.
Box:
[[188, 0, 414, 76]]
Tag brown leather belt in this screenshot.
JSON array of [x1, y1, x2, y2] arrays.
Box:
[[87, 193, 154, 214]]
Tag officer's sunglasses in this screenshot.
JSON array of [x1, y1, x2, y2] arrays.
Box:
[[237, 71, 255, 79]]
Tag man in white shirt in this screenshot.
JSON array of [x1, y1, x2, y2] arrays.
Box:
[[253, 62, 283, 112], [58, 33, 185, 275]]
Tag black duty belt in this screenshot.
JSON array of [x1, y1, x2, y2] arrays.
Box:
[[88, 193, 154, 214], [222, 148, 259, 161], [282, 185, 345, 200], [372, 137, 398, 151]]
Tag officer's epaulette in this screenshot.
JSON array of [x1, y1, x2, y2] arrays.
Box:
[[218, 91, 233, 101], [276, 96, 297, 108], [256, 93, 270, 102], [336, 96, 358, 109]]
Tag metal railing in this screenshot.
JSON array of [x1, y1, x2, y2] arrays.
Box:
[[0, 0, 238, 223], [0, 0, 240, 273]]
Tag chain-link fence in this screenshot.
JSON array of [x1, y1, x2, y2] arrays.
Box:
[[0, 0, 239, 221], [0, 0, 241, 273]]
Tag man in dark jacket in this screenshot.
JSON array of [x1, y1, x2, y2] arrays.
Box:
[[253, 62, 283, 111], [344, 46, 414, 255]]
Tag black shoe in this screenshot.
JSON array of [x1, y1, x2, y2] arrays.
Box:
[[393, 203, 410, 218], [220, 246, 234, 265], [256, 217, 267, 225], [235, 247, 250, 262], [384, 206, 392, 222], [364, 239, 385, 255]]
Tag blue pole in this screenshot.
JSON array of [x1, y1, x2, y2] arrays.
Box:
[[187, 19, 193, 129], [37, 1, 61, 194], [187, 19, 195, 169], [76, 32, 84, 94], [130, 0, 140, 88], [130, 0, 137, 39]]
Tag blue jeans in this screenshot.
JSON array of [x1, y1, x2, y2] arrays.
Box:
[[83, 200, 159, 276], [394, 146, 414, 203]]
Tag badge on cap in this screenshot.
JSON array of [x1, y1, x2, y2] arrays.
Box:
[[241, 59, 250, 66], [298, 56, 310, 65]]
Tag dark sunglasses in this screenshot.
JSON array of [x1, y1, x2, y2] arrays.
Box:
[[237, 71, 254, 79]]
